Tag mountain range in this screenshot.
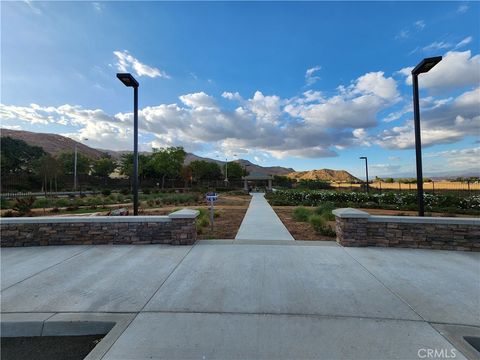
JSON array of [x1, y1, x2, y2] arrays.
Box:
[[1, 128, 360, 181]]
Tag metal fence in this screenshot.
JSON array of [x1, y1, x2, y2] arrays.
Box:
[[329, 181, 480, 194]]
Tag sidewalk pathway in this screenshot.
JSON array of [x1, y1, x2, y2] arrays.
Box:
[[235, 193, 294, 241]]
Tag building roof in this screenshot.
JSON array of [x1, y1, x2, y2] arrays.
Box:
[[242, 172, 273, 180]]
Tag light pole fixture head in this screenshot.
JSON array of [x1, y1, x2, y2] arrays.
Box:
[[116, 73, 139, 88], [359, 156, 367, 160], [412, 56, 442, 75]]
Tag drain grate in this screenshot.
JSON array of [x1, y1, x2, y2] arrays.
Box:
[[464, 336, 480, 353], [1, 334, 106, 360]]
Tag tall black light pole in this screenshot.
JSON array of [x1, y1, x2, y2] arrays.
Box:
[[411, 56, 442, 216], [117, 73, 140, 216], [359, 156, 369, 193]]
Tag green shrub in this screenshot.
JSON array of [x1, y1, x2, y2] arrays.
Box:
[[85, 196, 101, 206], [101, 189, 111, 196], [120, 188, 130, 195], [308, 214, 336, 237], [142, 188, 151, 194], [33, 198, 51, 208], [12, 196, 36, 215], [198, 217, 210, 228], [196, 208, 208, 218], [147, 199, 155, 207], [315, 202, 336, 221], [266, 190, 480, 213], [55, 198, 70, 207], [1, 197, 12, 209], [298, 179, 331, 190], [292, 206, 312, 222], [74, 198, 86, 206]]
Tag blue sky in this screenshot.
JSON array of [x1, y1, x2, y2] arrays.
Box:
[[1, 1, 479, 179]]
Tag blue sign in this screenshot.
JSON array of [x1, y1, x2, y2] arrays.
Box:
[[205, 192, 218, 202]]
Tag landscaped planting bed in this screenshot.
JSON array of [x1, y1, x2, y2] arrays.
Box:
[[273, 206, 336, 241], [266, 190, 480, 214]]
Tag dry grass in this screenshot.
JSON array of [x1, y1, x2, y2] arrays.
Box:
[[331, 181, 480, 191]]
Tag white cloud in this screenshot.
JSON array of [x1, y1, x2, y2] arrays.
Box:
[[425, 147, 480, 170], [414, 20, 426, 30], [370, 163, 402, 175], [221, 91, 242, 101], [179, 92, 216, 108], [455, 36, 473, 49], [305, 66, 321, 86], [246, 91, 282, 124], [2, 64, 475, 160], [355, 72, 399, 100], [396, 29, 410, 40], [383, 105, 411, 123], [398, 50, 480, 92], [92, 2, 104, 13], [113, 50, 170, 78], [396, 20, 425, 40], [376, 87, 480, 149], [423, 41, 452, 52], [457, 3, 469, 13], [1, 124, 22, 130], [23, 0, 42, 14]]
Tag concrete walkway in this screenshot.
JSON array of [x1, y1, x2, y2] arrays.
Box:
[[235, 192, 294, 241], [2, 244, 478, 359]]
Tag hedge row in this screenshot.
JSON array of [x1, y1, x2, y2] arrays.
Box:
[[266, 190, 480, 212]]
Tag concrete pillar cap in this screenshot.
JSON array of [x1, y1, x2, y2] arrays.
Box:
[[168, 208, 200, 219], [332, 208, 370, 219]]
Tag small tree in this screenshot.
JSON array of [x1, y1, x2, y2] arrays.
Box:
[[189, 160, 223, 182], [57, 151, 91, 175], [149, 147, 186, 188], [92, 157, 117, 184], [34, 155, 59, 192], [1, 137, 46, 174], [119, 153, 148, 180], [273, 175, 295, 189], [223, 161, 244, 180]]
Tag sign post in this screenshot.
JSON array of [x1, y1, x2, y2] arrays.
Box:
[[205, 192, 218, 232]]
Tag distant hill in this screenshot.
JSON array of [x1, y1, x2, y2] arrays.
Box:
[[287, 169, 360, 182], [1, 129, 107, 159], [185, 153, 294, 176], [0, 129, 295, 176]]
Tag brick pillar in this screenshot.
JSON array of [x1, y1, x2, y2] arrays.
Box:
[[332, 208, 370, 247]]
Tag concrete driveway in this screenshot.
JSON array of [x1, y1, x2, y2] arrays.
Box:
[[1, 242, 478, 359]]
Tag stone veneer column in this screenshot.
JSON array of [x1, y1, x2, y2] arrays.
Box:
[[0, 209, 200, 247], [168, 209, 200, 245], [332, 208, 370, 247]]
